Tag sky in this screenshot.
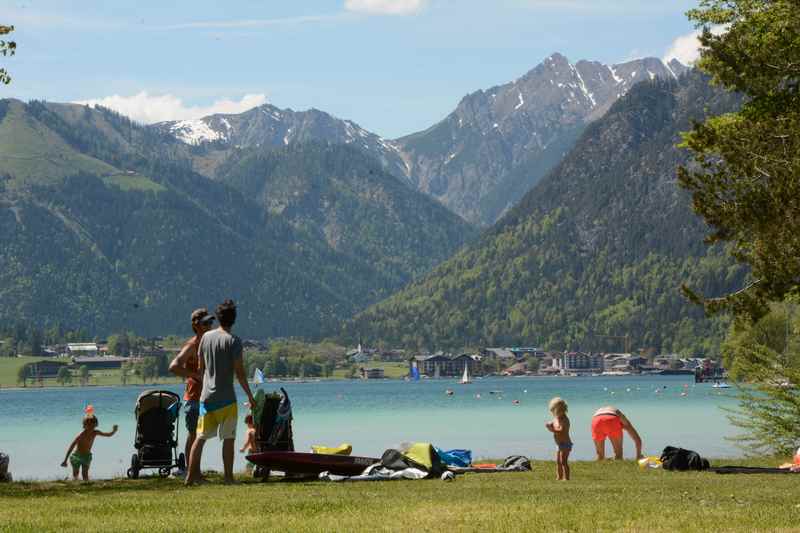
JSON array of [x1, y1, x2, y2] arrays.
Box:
[[1, 0, 705, 138]]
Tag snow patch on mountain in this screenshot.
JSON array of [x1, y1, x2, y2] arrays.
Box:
[[170, 119, 225, 145]]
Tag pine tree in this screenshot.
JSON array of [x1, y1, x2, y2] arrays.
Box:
[[679, 0, 800, 318]]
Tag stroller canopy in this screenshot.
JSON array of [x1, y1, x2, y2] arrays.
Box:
[[135, 390, 181, 418]]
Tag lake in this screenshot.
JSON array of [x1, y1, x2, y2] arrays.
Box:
[[0, 375, 741, 480]]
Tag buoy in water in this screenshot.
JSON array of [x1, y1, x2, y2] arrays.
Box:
[[512, 400, 520, 405]]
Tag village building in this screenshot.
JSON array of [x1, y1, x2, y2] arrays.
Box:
[[360, 367, 385, 379], [66, 343, 99, 357], [410, 354, 483, 377], [71, 356, 130, 370]]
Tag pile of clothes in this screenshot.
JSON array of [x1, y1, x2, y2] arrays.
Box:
[[319, 442, 531, 482]]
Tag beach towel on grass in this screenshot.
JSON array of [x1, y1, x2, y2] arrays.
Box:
[[713, 466, 800, 475], [447, 455, 531, 474], [319, 464, 428, 482]]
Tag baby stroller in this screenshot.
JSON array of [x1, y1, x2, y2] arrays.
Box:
[[251, 387, 294, 480], [127, 390, 185, 479]]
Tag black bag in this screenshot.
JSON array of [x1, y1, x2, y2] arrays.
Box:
[[660, 446, 710, 471]]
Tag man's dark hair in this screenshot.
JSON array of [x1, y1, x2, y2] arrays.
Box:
[[216, 299, 237, 328]]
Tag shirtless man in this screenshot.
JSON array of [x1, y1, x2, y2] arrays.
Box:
[[591, 406, 643, 460], [61, 414, 118, 481], [169, 308, 215, 470]]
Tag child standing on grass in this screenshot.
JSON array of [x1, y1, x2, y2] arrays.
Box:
[[545, 397, 571, 481], [240, 414, 256, 454], [61, 413, 118, 481]]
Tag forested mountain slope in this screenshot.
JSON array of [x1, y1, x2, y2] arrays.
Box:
[[215, 143, 474, 285], [0, 100, 472, 337], [344, 72, 747, 355]]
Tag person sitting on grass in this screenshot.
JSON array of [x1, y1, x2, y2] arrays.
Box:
[[545, 397, 572, 481], [591, 406, 643, 461], [240, 414, 256, 455], [60, 413, 118, 481]]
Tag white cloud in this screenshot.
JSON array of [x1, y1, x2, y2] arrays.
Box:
[[73, 92, 267, 124], [156, 14, 346, 31], [344, 0, 427, 15], [663, 26, 726, 65]]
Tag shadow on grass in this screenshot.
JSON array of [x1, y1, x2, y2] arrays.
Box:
[[0, 472, 283, 499]]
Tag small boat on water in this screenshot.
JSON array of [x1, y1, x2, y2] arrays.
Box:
[[712, 381, 731, 389], [460, 364, 472, 384]]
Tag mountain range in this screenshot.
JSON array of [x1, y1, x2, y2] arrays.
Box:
[[153, 54, 689, 226], [343, 71, 745, 355], [0, 52, 738, 354], [0, 99, 473, 337]]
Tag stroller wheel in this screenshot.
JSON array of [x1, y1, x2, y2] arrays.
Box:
[[130, 454, 141, 479], [177, 453, 186, 472]]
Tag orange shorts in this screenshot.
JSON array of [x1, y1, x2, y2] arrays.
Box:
[[592, 414, 623, 442]]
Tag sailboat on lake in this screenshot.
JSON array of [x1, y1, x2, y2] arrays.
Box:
[[460, 363, 472, 385]]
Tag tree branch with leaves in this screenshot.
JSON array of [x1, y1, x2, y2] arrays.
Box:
[[0, 25, 16, 85], [678, 0, 800, 320]]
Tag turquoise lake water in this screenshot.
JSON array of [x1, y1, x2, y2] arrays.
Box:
[[0, 376, 741, 480]]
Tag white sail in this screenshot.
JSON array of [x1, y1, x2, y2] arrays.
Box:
[[253, 368, 264, 384], [434, 364, 440, 379], [461, 363, 471, 384]]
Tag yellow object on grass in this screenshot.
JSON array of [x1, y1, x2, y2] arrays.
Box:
[[638, 456, 662, 469], [311, 444, 352, 456]]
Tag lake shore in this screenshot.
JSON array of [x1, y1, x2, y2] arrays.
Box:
[[2, 459, 798, 532], [1, 376, 745, 481]]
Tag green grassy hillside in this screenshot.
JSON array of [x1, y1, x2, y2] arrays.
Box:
[[0, 100, 116, 186]]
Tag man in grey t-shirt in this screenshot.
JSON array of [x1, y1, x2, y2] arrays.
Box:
[[186, 300, 255, 485]]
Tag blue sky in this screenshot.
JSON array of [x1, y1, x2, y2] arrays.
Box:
[[1, 0, 701, 138]]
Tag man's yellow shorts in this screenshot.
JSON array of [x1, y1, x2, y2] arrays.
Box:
[[197, 401, 238, 440]]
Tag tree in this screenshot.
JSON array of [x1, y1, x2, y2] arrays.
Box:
[[721, 302, 800, 455], [678, 0, 800, 319], [56, 366, 72, 386], [29, 329, 43, 357], [108, 333, 131, 357], [138, 357, 158, 383], [120, 362, 133, 386], [0, 25, 15, 85], [78, 365, 90, 386], [16, 364, 28, 387]]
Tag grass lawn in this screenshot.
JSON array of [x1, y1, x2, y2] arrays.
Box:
[[0, 356, 46, 387], [1, 459, 798, 532], [0, 357, 184, 389]]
